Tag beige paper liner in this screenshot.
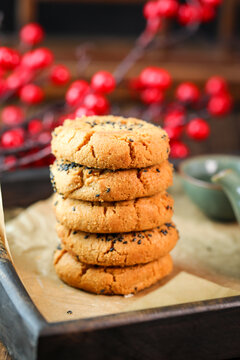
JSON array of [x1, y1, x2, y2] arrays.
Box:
[[3, 176, 240, 323]]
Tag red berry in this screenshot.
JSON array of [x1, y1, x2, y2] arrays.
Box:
[[0, 47, 21, 70], [178, 5, 201, 25], [170, 140, 189, 158], [140, 67, 171, 90], [176, 82, 200, 103], [201, 0, 221, 6], [201, 5, 216, 22], [21, 52, 34, 68], [22, 48, 54, 70], [83, 93, 109, 115], [19, 84, 44, 104], [91, 71, 115, 94], [164, 109, 185, 127], [205, 76, 227, 96], [65, 80, 89, 106], [31, 48, 53, 68], [186, 118, 210, 140], [20, 23, 44, 45], [164, 126, 183, 140], [208, 94, 232, 116], [50, 64, 71, 86], [140, 88, 164, 104], [157, 0, 178, 18], [143, 1, 159, 19], [28, 119, 43, 135], [6, 67, 33, 90], [1, 128, 24, 148], [2, 106, 25, 126], [75, 106, 96, 117]]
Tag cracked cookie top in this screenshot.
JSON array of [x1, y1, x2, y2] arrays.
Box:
[[51, 115, 170, 169]]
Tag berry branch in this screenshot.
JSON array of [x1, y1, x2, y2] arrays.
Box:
[[0, 0, 232, 172]]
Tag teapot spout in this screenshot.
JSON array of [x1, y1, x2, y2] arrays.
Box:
[[211, 169, 240, 224]]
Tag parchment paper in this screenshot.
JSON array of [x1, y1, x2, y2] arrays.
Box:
[[3, 175, 240, 323]]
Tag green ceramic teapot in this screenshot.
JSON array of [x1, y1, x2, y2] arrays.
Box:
[[179, 155, 240, 223]]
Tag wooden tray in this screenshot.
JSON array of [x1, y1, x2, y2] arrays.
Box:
[[1, 235, 240, 360], [1, 166, 240, 359]]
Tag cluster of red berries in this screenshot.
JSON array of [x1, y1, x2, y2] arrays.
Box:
[[131, 66, 232, 158], [0, 22, 116, 169], [130, 66, 171, 104], [64, 70, 115, 119], [0, 0, 232, 170], [143, 0, 222, 34], [0, 23, 73, 168]]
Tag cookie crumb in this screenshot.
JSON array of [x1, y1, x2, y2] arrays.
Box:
[[124, 293, 134, 298]]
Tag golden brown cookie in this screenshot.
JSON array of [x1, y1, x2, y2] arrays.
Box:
[[54, 249, 173, 295], [53, 192, 174, 233], [57, 222, 178, 267], [50, 160, 173, 202], [51, 115, 170, 170]]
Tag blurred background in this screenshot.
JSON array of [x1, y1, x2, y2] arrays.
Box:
[[0, 0, 240, 208]]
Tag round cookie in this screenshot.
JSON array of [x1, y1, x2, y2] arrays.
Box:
[[50, 160, 173, 202], [54, 249, 173, 295], [51, 115, 170, 170], [53, 192, 174, 233], [57, 222, 178, 266]]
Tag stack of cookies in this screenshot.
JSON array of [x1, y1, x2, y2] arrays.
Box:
[[51, 115, 178, 295]]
